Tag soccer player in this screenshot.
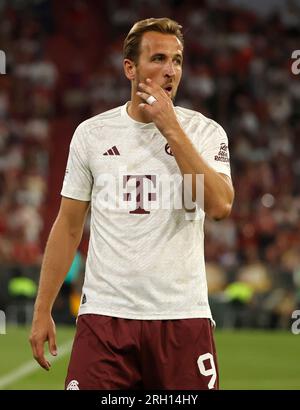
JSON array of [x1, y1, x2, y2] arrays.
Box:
[[29, 17, 234, 390]]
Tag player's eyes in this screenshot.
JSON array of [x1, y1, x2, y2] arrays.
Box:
[[174, 59, 182, 65], [152, 55, 182, 65]]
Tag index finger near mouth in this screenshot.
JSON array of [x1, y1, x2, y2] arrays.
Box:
[[138, 83, 152, 94]]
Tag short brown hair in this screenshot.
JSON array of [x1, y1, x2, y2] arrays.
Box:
[[123, 17, 184, 64]]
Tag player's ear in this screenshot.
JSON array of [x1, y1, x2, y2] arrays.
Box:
[[123, 59, 136, 81]]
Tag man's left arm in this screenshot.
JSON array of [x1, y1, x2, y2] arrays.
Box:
[[138, 78, 234, 220]]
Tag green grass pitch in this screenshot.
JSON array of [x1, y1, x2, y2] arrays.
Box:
[[0, 326, 299, 390]]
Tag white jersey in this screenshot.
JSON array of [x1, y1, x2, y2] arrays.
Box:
[[61, 102, 231, 320]]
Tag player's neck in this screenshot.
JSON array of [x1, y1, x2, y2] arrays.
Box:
[[127, 99, 152, 124]]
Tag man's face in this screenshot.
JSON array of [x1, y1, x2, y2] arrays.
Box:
[[133, 31, 183, 101]]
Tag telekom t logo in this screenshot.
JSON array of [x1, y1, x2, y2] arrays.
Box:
[[123, 175, 157, 214]]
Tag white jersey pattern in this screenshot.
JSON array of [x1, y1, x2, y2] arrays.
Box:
[[61, 102, 231, 320]]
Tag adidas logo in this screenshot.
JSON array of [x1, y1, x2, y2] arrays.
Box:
[[103, 146, 120, 156]]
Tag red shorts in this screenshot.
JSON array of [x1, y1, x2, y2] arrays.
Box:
[[65, 314, 219, 390]]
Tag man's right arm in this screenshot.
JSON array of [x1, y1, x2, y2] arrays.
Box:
[[29, 197, 90, 370]]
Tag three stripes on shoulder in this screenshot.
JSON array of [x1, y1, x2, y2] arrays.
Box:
[[103, 146, 120, 156]]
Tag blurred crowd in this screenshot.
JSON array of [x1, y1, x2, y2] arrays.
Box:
[[0, 0, 300, 328]]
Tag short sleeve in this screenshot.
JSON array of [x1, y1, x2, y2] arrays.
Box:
[[61, 123, 93, 201], [200, 123, 231, 178]]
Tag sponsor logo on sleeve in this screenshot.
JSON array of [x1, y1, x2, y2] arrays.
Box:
[[214, 143, 229, 163]]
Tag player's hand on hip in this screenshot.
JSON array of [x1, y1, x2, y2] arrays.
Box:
[[137, 78, 181, 136], [29, 314, 57, 371]]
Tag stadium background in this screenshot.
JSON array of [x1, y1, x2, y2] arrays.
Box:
[[0, 0, 300, 389]]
